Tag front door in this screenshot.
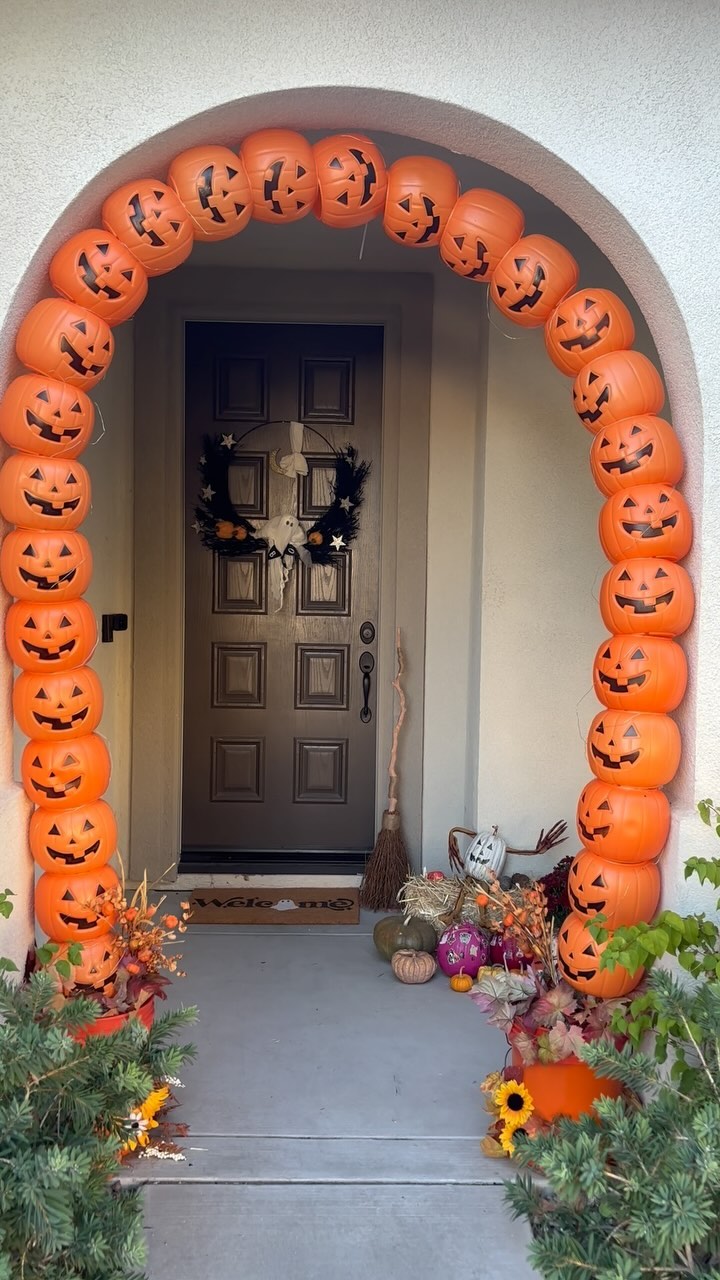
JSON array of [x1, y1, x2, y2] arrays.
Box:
[[181, 322, 383, 872]]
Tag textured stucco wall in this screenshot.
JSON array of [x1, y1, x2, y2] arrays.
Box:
[[1, 0, 719, 930]]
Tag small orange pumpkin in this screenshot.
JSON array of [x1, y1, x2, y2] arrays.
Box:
[[449, 973, 473, 993], [545, 289, 635, 377], [391, 949, 437, 984]]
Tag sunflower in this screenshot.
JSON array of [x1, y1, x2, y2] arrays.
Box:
[[121, 1085, 170, 1153], [499, 1121, 527, 1156], [493, 1079, 534, 1127]]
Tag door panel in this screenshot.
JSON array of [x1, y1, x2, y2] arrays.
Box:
[[182, 323, 383, 871]]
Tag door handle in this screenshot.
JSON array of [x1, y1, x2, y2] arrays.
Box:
[[359, 651, 374, 723]]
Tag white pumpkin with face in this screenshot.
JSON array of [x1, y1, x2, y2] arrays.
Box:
[[463, 825, 507, 876]]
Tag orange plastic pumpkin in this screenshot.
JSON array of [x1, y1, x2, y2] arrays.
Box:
[[5, 598, 97, 673], [313, 134, 387, 228], [239, 130, 317, 224], [14, 666, 103, 741], [21, 733, 111, 809], [16, 300, 114, 390], [30, 799, 117, 874], [557, 911, 642, 997], [568, 849, 660, 929], [57, 933, 121, 989], [489, 234, 579, 326], [167, 145, 253, 241], [587, 709, 681, 789], [593, 634, 687, 713], [599, 484, 692, 563], [573, 350, 665, 432], [384, 157, 459, 249], [577, 779, 670, 865], [102, 180, 194, 275], [590, 415, 684, 497], [0, 375, 94, 458], [440, 189, 524, 281], [49, 229, 148, 325], [35, 864, 119, 942], [0, 454, 91, 531], [0, 529, 92, 602], [599, 557, 694, 637], [545, 289, 635, 377]]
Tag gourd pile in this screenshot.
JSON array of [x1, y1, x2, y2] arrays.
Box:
[[0, 130, 690, 987]]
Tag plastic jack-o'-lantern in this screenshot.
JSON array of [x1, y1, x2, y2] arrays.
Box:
[[0, 454, 91, 531], [573, 350, 666, 433], [240, 130, 317, 224], [590, 416, 684, 497], [577, 778, 670, 865], [0, 375, 94, 458], [568, 849, 661, 930], [593, 634, 687, 713], [58, 933, 121, 990], [490, 235, 579, 326], [5, 598, 97, 673], [384, 157, 459, 249], [313, 133, 387, 229], [35, 864, 119, 943], [14, 666, 103, 741], [0, 530, 92, 603], [600, 557, 694, 637], [102, 180, 194, 275], [16, 300, 114, 390], [49, 229, 148, 326], [599, 484, 692, 563], [440, 188, 524, 280], [21, 733, 111, 809], [168, 146, 253, 241], [545, 289, 635, 377], [558, 911, 642, 997], [588, 708, 681, 789], [30, 799, 117, 874]]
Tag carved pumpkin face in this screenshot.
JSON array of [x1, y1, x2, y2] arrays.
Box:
[[568, 849, 660, 929], [588, 708, 681, 788], [573, 351, 666, 433], [384, 157, 459, 249], [49, 229, 148, 326], [313, 134, 388, 229], [599, 484, 692, 563], [240, 130, 317, 224], [593, 635, 687, 712], [489, 234, 579, 327], [439, 188, 524, 279], [545, 289, 635, 377], [21, 733, 111, 809], [557, 912, 642, 997], [16, 300, 114, 390], [590, 415, 684, 497], [0, 454, 91, 531], [167, 145, 253, 241], [30, 799, 117, 874], [102, 180, 194, 275], [576, 779, 670, 864], [0, 375, 94, 458], [35, 864, 118, 942], [600, 557, 694, 636], [59, 933, 121, 989], [14, 666, 103, 741], [1, 530, 92, 603], [5, 599, 97, 673]]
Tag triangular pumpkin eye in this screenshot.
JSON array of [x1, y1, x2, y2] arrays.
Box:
[[48, 824, 60, 835], [96, 884, 104, 895], [630, 424, 642, 435], [71, 401, 82, 413], [59, 545, 72, 557], [599, 437, 609, 448], [514, 257, 527, 271], [59, 616, 71, 628], [30, 468, 44, 481], [25, 617, 37, 629], [73, 320, 87, 334], [62, 889, 74, 901], [584, 298, 596, 310], [598, 800, 611, 811], [555, 315, 567, 327], [82, 819, 94, 831], [595, 721, 605, 734], [602, 647, 611, 659], [631, 649, 645, 660], [32, 756, 42, 767], [23, 545, 37, 557], [655, 567, 669, 578], [37, 389, 50, 402], [35, 688, 49, 700], [623, 497, 637, 508], [591, 875, 605, 887], [62, 754, 78, 766], [561, 927, 569, 942], [619, 569, 632, 581], [659, 492, 670, 503], [71, 686, 83, 697], [588, 372, 598, 383], [66, 473, 77, 485], [582, 943, 596, 955], [625, 724, 639, 737]]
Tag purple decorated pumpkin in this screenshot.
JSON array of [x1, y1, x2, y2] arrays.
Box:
[[488, 931, 527, 971], [436, 923, 488, 978]]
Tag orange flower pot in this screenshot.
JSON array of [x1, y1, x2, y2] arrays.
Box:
[[514, 1054, 622, 1121], [73, 994, 155, 1044]]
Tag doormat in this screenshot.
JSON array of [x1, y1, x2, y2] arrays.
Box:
[[188, 887, 360, 925]]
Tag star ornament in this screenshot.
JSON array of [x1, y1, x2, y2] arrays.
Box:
[[201, 485, 215, 501], [339, 497, 353, 513], [191, 520, 202, 534], [221, 434, 236, 449], [330, 534, 346, 551]]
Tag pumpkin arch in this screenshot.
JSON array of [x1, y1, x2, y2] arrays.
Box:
[[0, 128, 693, 1000]]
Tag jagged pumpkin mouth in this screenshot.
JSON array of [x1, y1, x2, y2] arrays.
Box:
[[20, 567, 77, 590], [602, 442, 653, 474], [598, 670, 648, 693], [578, 816, 611, 841], [22, 637, 76, 660], [25, 409, 81, 442], [614, 590, 673, 614], [32, 707, 88, 731], [23, 491, 81, 517], [58, 911, 99, 930], [569, 885, 606, 914], [621, 514, 677, 539], [577, 384, 610, 423], [591, 744, 640, 770], [47, 838, 100, 864]]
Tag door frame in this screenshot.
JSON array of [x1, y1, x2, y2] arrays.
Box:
[[129, 268, 433, 884]]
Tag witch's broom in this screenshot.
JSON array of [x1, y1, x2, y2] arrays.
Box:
[[360, 628, 411, 911]]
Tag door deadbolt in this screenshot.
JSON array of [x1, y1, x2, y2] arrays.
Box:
[[359, 621, 375, 645]]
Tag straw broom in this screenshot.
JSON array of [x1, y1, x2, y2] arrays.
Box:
[[360, 628, 411, 911]]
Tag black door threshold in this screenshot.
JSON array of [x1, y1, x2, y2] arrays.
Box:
[[179, 855, 367, 876]]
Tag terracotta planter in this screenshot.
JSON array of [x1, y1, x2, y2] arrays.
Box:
[[520, 1056, 623, 1122], [73, 994, 155, 1044]]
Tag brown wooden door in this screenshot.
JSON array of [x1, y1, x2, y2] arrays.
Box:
[[181, 322, 383, 872]]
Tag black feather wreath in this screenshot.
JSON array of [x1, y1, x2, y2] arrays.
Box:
[[194, 435, 370, 563]]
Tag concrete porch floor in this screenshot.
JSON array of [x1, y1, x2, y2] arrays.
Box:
[[131, 908, 540, 1279]]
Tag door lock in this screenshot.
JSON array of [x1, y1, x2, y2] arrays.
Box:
[[359, 651, 375, 723], [359, 621, 375, 645]]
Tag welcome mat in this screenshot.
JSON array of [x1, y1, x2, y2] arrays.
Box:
[[189, 886, 360, 925]]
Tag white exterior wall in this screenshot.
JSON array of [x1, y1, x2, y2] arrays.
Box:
[[0, 0, 719, 959]]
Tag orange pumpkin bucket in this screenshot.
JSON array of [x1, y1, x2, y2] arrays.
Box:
[[521, 1058, 623, 1122]]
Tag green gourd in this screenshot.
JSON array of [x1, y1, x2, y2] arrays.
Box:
[[373, 915, 437, 961]]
